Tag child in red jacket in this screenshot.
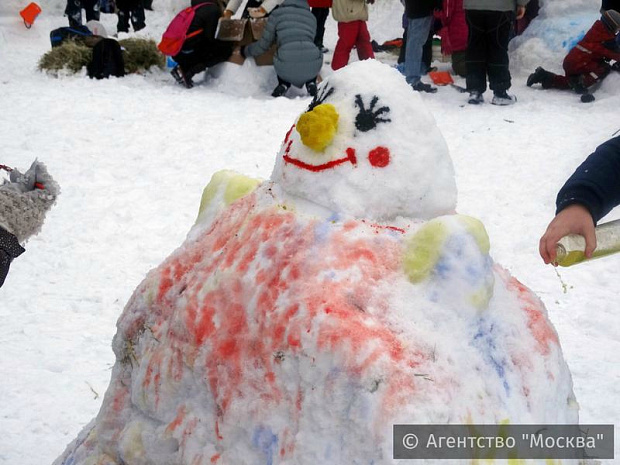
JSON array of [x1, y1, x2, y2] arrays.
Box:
[[527, 9, 620, 101]]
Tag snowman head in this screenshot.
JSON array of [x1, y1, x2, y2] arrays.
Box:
[[271, 60, 457, 221]]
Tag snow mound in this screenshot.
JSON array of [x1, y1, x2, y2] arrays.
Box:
[[54, 61, 578, 465]]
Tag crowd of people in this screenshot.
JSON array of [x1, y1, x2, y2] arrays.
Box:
[[64, 0, 620, 104]]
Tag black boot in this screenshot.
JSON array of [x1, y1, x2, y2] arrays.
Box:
[[305, 79, 317, 97], [527, 67, 550, 87], [271, 83, 290, 97], [568, 75, 589, 95]]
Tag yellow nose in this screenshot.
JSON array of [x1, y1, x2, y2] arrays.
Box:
[[296, 104, 339, 152]]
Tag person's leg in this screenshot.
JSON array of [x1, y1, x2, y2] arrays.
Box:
[[116, 0, 130, 32], [397, 25, 407, 64], [487, 10, 513, 93], [422, 29, 433, 73], [451, 50, 467, 77], [465, 10, 488, 94], [355, 21, 375, 60], [129, 0, 146, 31], [404, 15, 433, 86], [312, 7, 329, 49], [305, 77, 318, 96], [83, 0, 100, 23], [332, 21, 358, 70], [272, 76, 291, 97], [65, 0, 83, 27]]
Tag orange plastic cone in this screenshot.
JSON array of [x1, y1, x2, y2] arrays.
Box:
[[20, 2, 42, 28]]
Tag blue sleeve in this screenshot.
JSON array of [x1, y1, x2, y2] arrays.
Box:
[[556, 135, 620, 222]]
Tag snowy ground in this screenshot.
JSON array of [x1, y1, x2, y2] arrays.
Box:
[[0, 2, 619, 464]]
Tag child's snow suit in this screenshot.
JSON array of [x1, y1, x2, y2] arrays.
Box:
[[546, 20, 620, 89], [243, 0, 323, 87]]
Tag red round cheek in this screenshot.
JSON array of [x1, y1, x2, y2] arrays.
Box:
[[368, 146, 390, 168]]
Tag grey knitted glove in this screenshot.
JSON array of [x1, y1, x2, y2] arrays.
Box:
[[0, 160, 60, 244]]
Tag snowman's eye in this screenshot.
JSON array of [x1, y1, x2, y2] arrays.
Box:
[[354, 95, 391, 132], [307, 85, 334, 112]]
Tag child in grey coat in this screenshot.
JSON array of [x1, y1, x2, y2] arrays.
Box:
[[241, 0, 323, 97], [0, 161, 60, 288]]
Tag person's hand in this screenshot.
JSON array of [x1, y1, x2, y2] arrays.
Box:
[[539, 204, 596, 265], [222, 9, 233, 18], [248, 6, 267, 18], [516, 5, 526, 19]]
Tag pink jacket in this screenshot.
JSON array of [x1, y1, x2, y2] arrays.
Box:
[[435, 0, 468, 54]]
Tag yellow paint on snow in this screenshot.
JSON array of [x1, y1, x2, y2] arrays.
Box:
[[403, 218, 449, 283], [196, 170, 260, 223], [296, 103, 339, 152]]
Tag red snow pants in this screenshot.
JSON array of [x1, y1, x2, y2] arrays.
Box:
[[331, 20, 375, 70], [549, 48, 610, 89]]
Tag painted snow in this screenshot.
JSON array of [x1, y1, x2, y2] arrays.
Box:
[[53, 62, 577, 465]]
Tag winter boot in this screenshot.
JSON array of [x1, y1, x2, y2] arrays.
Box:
[[568, 76, 589, 95], [271, 83, 290, 97], [491, 90, 516, 106], [527, 67, 553, 87], [467, 91, 484, 104], [171, 65, 193, 89], [412, 81, 437, 93], [306, 80, 318, 97]]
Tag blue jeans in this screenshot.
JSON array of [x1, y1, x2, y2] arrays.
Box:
[[405, 15, 433, 85]]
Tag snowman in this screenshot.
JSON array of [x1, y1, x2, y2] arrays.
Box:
[[55, 60, 578, 465]]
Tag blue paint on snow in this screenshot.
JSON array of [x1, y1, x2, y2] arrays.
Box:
[[252, 426, 278, 465]]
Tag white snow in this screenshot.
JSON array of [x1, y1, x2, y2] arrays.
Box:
[[0, 0, 619, 463]]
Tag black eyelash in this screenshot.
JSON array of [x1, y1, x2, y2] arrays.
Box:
[[307, 85, 335, 112], [354, 94, 391, 132]]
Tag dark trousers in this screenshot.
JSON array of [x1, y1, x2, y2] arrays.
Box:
[[312, 7, 329, 48], [116, 0, 146, 32], [65, 0, 100, 27], [174, 42, 233, 77], [465, 9, 514, 93]]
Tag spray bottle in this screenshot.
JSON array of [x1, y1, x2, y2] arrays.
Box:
[[555, 218, 620, 266]]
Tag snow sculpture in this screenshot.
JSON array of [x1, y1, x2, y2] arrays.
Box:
[[55, 60, 577, 465]]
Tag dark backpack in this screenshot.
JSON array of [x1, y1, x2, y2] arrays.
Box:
[[50, 25, 92, 48], [87, 38, 125, 79]]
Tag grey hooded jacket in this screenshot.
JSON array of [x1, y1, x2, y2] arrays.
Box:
[[0, 161, 60, 245], [245, 0, 323, 87]]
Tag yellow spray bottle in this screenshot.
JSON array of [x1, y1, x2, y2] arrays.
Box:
[[556, 218, 620, 266]]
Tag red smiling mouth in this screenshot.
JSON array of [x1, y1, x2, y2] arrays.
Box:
[[281, 124, 391, 172], [282, 125, 358, 172]]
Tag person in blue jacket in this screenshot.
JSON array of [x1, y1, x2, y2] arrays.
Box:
[[539, 134, 620, 264]]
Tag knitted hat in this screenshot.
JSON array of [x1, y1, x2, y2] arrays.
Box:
[[601, 9, 620, 34]]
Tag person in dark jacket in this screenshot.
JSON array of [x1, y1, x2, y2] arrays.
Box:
[[464, 0, 528, 105], [65, 0, 100, 27], [0, 162, 60, 288], [527, 9, 620, 101], [242, 0, 323, 97], [403, 0, 441, 92], [539, 135, 620, 264], [116, 0, 146, 32], [171, 1, 234, 89]]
